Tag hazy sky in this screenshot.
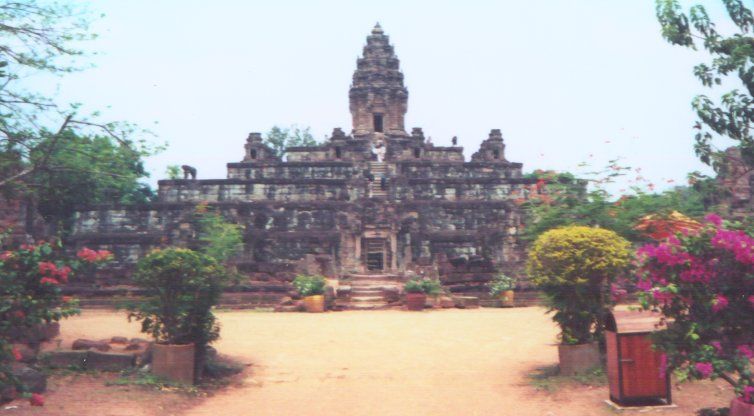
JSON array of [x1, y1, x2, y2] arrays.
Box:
[[28, 1, 737, 194]]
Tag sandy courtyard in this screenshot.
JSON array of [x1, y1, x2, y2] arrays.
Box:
[[7, 307, 734, 416]]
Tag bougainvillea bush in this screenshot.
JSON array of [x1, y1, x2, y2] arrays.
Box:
[[636, 214, 754, 404], [0, 241, 110, 402]]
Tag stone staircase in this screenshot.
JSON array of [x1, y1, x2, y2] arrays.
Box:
[[339, 273, 402, 310], [369, 161, 388, 198]]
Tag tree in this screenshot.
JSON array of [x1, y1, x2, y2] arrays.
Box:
[[27, 131, 154, 233], [194, 205, 242, 263], [264, 125, 318, 159], [522, 169, 706, 243], [0, 1, 153, 202], [656, 0, 754, 176]]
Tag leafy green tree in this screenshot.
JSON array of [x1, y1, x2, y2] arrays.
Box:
[[0, 1, 154, 206], [166, 165, 181, 180], [656, 0, 754, 173], [523, 170, 706, 242], [264, 125, 318, 159], [27, 131, 154, 232], [194, 207, 243, 263]]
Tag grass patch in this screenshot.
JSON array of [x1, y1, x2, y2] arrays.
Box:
[[106, 356, 246, 394], [107, 369, 199, 394], [528, 364, 607, 393]]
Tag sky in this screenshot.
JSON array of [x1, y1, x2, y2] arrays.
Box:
[[26, 0, 739, 195]]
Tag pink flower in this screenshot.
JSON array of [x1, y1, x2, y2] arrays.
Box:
[[29, 393, 44, 406], [711, 341, 722, 353], [77, 247, 98, 262], [12, 346, 22, 361], [652, 289, 674, 305], [77, 247, 112, 263], [95, 250, 113, 261], [38, 261, 58, 276], [39, 277, 59, 285], [712, 295, 729, 312], [694, 362, 714, 378], [749, 295, 754, 309], [737, 344, 754, 359], [704, 213, 723, 227], [636, 279, 653, 291], [56, 266, 71, 283], [0, 251, 12, 261], [743, 386, 754, 405], [12, 310, 25, 320]]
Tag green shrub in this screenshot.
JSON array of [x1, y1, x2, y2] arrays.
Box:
[[292, 274, 326, 297], [127, 248, 225, 381], [489, 274, 516, 296], [404, 278, 442, 295], [526, 226, 631, 345]]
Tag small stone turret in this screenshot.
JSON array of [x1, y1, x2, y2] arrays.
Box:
[[349, 23, 408, 136], [471, 129, 507, 162], [242, 132, 279, 162]]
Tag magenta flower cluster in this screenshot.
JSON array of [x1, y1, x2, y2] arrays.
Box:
[[635, 217, 754, 403]]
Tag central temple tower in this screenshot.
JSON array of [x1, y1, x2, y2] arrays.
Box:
[[349, 23, 408, 136]]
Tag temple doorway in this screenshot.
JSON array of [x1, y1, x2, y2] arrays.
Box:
[[362, 238, 390, 271]]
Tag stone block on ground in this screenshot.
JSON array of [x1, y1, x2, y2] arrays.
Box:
[[10, 363, 46, 393], [439, 296, 455, 308], [41, 350, 88, 369], [453, 296, 480, 309], [72, 339, 111, 352], [110, 336, 129, 344], [86, 351, 136, 371]]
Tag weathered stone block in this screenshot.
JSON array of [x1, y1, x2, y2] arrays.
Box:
[[11, 363, 46, 393], [41, 350, 87, 369], [86, 351, 136, 371], [453, 296, 480, 309], [72, 339, 111, 352]]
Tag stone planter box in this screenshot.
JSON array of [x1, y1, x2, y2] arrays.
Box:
[[558, 342, 600, 376]]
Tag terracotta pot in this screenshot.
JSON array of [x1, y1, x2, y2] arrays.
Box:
[[405, 292, 427, 311], [152, 343, 195, 385], [500, 290, 515, 307], [730, 397, 754, 416], [558, 342, 600, 376], [303, 295, 325, 313]]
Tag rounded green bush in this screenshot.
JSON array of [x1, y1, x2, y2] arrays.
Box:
[[527, 226, 631, 345]]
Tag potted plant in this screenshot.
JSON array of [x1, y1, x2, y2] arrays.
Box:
[[527, 226, 631, 375], [293, 274, 327, 313], [489, 274, 516, 307], [404, 278, 442, 311], [128, 248, 225, 384]]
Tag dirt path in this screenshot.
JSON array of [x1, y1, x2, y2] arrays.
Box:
[[7, 308, 735, 416]]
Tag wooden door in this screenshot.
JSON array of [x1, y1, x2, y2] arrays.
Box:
[[619, 335, 668, 399]]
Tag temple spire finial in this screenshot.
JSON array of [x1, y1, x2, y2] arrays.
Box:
[[372, 22, 383, 35]]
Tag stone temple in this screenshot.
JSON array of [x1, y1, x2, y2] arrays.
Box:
[[70, 24, 539, 307]]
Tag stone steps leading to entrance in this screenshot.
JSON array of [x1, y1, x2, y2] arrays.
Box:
[[368, 162, 388, 198], [339, 272, 404, 310]]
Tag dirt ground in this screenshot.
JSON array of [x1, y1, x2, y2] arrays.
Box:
[[3, 307, 735, 416]]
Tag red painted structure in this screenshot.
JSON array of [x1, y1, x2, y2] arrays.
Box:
[[605, 310, 671, 406]]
